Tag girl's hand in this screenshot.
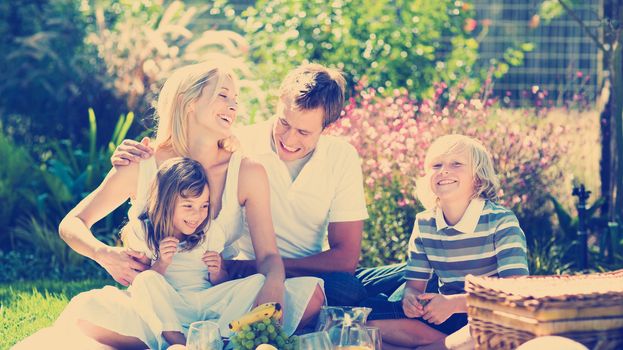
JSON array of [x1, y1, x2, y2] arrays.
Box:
[[202, 251, 223, 274], [157, 237, 179, 266], [418, 293, 457, 325]]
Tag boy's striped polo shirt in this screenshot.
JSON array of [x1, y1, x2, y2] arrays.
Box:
[[406, 198, 529, 295]]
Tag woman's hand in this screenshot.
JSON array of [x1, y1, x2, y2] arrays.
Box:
[[254, 275, 285, 317], [418, 293, 462, 325], [95, 246, 150, 286]]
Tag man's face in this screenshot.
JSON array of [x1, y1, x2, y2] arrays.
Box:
[[272, 98, 324, 162]]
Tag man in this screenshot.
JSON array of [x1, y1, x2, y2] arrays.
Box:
[[113, 63, 370, 305]]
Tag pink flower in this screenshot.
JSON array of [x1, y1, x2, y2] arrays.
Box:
[[464, 19, 477, 32]]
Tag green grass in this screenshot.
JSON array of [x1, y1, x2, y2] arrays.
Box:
[[0, 279, 113, 349]]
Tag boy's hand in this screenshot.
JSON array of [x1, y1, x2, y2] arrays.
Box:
[[202, 251, 224, 274], [111, 137, 154, 167], [157, 237, 179, 266], [402, 292, 425, 318], [419, 293, 456, 325]]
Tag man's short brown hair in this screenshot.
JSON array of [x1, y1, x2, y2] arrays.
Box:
[[279, 63, 346, 128]]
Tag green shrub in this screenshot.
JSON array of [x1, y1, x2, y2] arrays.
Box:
[[3, 109, 135, 275], [228, 0, 478, 115], [0, 0, 121, 143], [0, 131, 39, 249], [361, 180, 421, 267], [88, 0, 265, 125]]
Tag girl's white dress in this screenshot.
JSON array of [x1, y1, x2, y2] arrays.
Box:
[[53, 152, 323, 350]]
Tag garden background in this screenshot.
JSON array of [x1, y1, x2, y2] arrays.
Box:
[[1, 0, 622, 348]]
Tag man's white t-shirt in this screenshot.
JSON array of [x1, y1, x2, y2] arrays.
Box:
[[233, 119, 369, 259]]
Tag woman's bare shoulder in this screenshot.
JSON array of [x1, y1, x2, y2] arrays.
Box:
[[237, 157, 269, 202]]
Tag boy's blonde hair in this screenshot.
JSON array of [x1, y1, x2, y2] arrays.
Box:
[[417, 134, 500, 209], [155, 60, 236, 156]]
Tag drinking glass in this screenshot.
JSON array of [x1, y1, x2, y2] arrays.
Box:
[[365, 327, 382, 350], [297, 331, 334, 350], [186, 320, 224, 350]]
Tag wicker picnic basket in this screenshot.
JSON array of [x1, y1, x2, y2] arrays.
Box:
[[465, 269, 623, 350]]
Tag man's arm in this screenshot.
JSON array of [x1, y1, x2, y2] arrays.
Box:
[[226, 220, 363, 278], [283, 220, 363, 276]]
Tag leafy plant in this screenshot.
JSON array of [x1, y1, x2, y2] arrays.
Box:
[[361, 180, 420, 267], [11, 217, 86, 275], [226, 0, 479, 115], [0, 0, 118, 143], [88, 0, 265, 121], [549, 194, 605, 242], [33, 108, 134, 244], [0, 131, 39, 249], [528, 237, 573, 275]]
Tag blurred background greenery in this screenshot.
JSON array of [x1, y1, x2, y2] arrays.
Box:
[[0, 0, 621, 285]]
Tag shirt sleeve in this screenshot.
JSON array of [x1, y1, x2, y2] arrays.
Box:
[[494, 211, 529, 277], [405, 218, 434, 281], [328, 143, 369, 222]]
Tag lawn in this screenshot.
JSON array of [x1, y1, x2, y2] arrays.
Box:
[[0, 279, 113, 349]]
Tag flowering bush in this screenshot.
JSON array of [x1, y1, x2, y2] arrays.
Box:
[[328, 84, 573, 266]]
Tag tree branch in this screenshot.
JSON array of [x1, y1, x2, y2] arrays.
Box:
[[557, 0, 609, 52]]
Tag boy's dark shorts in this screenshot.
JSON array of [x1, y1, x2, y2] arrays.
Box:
[[361, 295, 468, 335]]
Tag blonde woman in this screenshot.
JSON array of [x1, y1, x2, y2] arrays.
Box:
[[16, 61, 324, 350]]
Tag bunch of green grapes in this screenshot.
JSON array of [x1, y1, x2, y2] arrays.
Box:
[[229, 317, 298, 350]]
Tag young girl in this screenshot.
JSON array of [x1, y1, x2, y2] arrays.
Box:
[[119, 156, 268, 349], [368, 134, 529, 349]]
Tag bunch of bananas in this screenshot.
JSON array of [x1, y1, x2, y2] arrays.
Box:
[[228, 303, 296, 350], [229, 302, 283, 332]]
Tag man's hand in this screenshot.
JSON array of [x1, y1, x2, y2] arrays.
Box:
[[419, 293, 457, 325], [111, 137, 154, 167], [157, 237, 179, 266], [95, 246, 150, 286], [202, 251, 223, 275], [224, 259, 257, 279]]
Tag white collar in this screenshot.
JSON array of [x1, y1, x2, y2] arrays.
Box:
[[435, 198, 485, 233]]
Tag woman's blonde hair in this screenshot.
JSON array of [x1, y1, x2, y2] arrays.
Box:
[[143, 157, 210, 259], [416, 134, 500, 209], [155, 61, 236, 156]]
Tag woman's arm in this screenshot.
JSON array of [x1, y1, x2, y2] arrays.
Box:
[[238, 159, 285, 306], [58, 163, 150, 286]]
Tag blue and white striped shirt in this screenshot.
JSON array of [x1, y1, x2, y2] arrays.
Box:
[[406, 198, 529, 295]]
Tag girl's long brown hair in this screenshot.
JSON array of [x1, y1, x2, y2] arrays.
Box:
[[143, 157, 210, 259]]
